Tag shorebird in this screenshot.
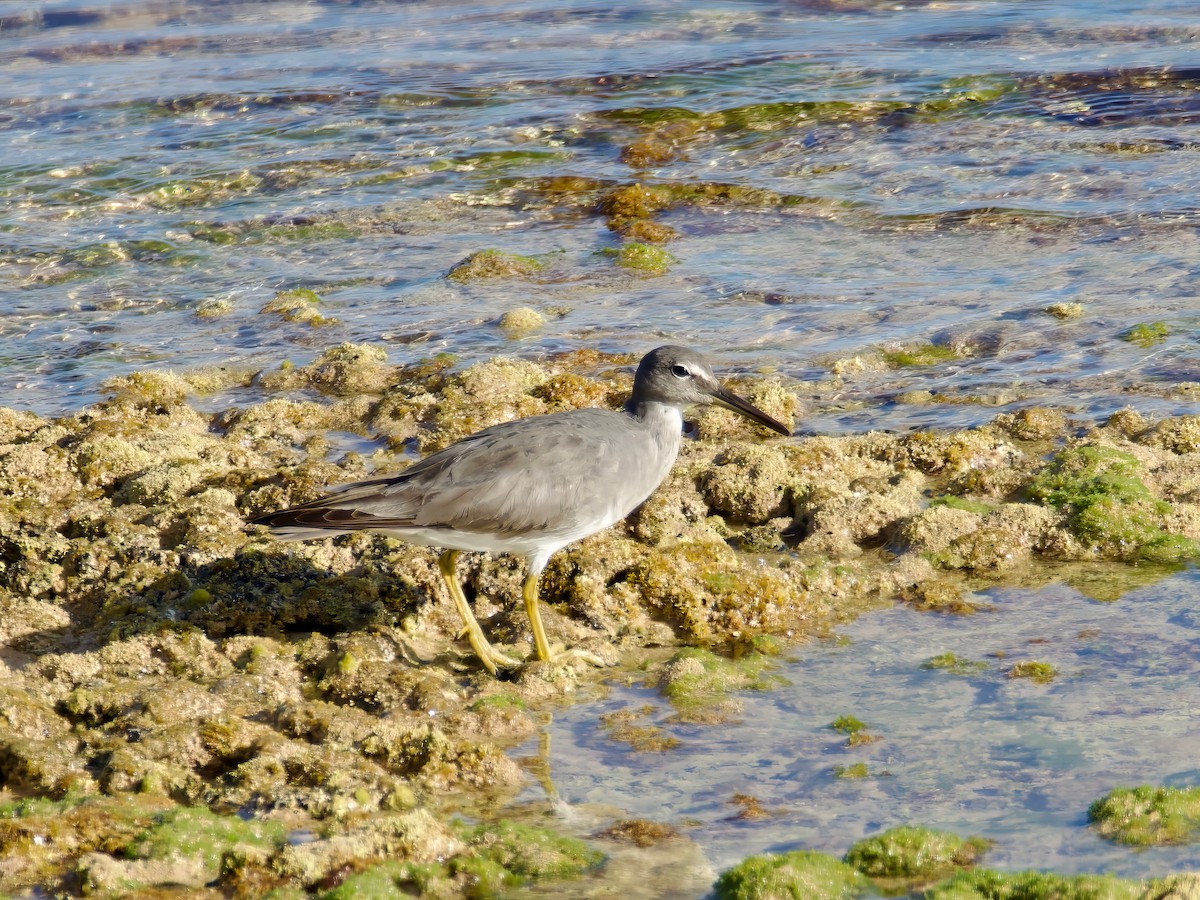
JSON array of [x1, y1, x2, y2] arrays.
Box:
[[250, 346, 791, 675]]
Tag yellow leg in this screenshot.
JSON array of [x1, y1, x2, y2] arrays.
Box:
[[439, 550, 520, 675], [523, 572, 553, 662]]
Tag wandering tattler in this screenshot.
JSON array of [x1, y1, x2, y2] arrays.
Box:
[[250, 345, 791, 675]]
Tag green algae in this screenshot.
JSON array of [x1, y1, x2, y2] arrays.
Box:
[[658, 646, 784, 722], [830, 715, 867, 736], [321, 861, 429, 898], [716, 99, 908, 131], [124, 806, 287, 881], [843, 826, 988, 880], [714, 850, 870, 900], [446, 249, 544, 281], [931, 496, 995, 517], [469, 692, 527, 713], [1007, 660, 1058, 684], [923, 652, 989, 676], [321, 821, 599, 900], [833, 763, 871, 780], [926, 75, 1021, 110], [1088, 785, 1200, 846], [923, 868, 1145, 899], [883, 344, 960, 368], [1025, 445, 1200, 562], [457, 819, 604, 880], [602, 241, 676, 273], [830, 720, 878, 748], [261, 288, 338, 326], [143, 170, 263, 209], [1123, 322, 1170, 347]]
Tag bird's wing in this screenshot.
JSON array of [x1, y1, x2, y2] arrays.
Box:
[[256, 409, 649, 538]]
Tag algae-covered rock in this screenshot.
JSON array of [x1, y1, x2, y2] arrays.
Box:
[[923, 867, 1145, 899], [261, 287, 337, 326], [630, 539, 805, 643], [1145, 415, 1200, 455], [602, 241, 676, 274], [1143, 873, 1200, 899], [424, 356, 549, 449], [600, 705, 681, 753], [882, 343, 959, 368], [458, 819, 604, 881], [1026, 445, 1200, 562], [1123, 322, 1169, 347], [1088, 785, 1200, 846], [447, 249, 544, 281], [658, 644, 783, 723], [714, 850, 871, 899], [319, 819, 602, 898], [700, 444, 796, 524], [123, 806, 287, 884], [992, 407, 1069, 443], [274, 810, 464, 887], [255, 343, 394, 398], [1007, 660, 1058, 684], [303, 342, 393, 396], [843, 825, 987, 879], [498, 306, 546, 336], [1045, 302, 1084, 319]]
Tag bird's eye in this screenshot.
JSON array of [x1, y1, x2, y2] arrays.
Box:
[[670, 365, 690, 379]]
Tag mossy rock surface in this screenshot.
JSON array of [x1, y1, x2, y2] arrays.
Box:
[[447, 249, 544, 281], [922, 867, 1145, 899], [658, 644, 783, 721], [1088, 785, 1200, 846], [124, 806, 287, 882], [843, 825, 987, 879], [458, 819, 604, 880], [714, 850, 870, 899], [1026, 445, 1200, 562]]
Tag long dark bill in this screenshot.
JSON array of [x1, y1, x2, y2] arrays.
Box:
[[713, 388, 791, 436]]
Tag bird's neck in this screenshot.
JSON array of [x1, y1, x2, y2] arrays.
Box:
[[625, 399, 685, 451]]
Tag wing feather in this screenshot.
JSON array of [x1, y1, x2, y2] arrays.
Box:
[[251, 408, 665, 539]]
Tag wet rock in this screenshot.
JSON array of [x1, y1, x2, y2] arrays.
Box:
[[1089, 786, 1200, 846], [447, 249, 544, 281], [844, 825, 988, 879], [498, 306, 546, 336], [715, 849, 870, 900]]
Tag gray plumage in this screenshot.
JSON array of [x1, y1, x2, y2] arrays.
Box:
[[250, 345, 790, 674]]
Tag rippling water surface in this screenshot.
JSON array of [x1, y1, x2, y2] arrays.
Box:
[[3, 0, 1200, 430], [520, 568, 1200, 891]]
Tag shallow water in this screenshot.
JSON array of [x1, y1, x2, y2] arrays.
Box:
[[521, 568, 1200, 886], [3, 0, 1200, 431]]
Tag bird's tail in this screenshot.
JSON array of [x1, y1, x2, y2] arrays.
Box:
[[247, 508, 356, 542]]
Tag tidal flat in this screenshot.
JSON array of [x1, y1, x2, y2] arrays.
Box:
[[0, 349, 1199, 896]]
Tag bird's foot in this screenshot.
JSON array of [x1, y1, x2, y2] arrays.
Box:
[[546, 642, 612, 668], [454, 625, 523, 676]]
